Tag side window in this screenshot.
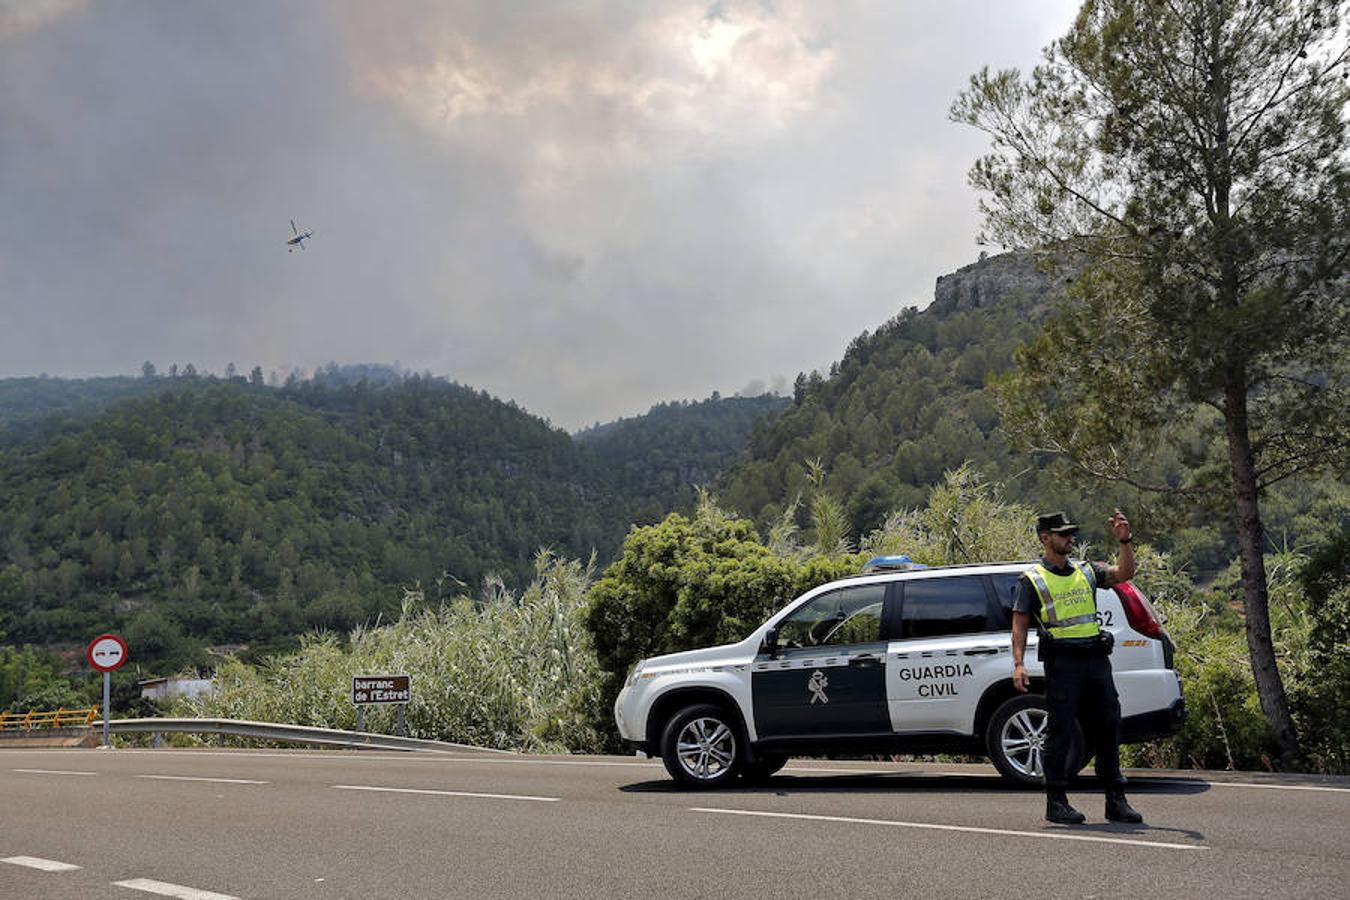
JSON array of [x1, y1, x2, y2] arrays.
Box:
[[776, 584, 886, 648], [988, 573, 1022, 630], [900, 576, 996, 639]]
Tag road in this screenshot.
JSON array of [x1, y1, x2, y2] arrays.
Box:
[[1, 748, 1347, 899]]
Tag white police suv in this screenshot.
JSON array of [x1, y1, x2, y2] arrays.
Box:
[[614, 558, 1185, 787]]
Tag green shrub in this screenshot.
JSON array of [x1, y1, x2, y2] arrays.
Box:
[[1288, 529, 1350, 774], [860, 463, 1039, 565], [1121, 545, 1345, 772]]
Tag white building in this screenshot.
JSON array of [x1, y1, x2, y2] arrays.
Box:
[[138, 677, 215, 701]]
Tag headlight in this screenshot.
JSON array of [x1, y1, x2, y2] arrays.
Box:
[[625, 661, 647, 687]]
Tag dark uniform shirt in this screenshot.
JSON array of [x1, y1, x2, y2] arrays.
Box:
[[1011, 557, 1111, 651]]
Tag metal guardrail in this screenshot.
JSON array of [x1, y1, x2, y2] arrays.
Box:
[[1, 706, 99, 730], [96, 717, 514, 754]]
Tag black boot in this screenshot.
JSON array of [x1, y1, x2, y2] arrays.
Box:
[[1046, 792, 1086, 825], [1106, 790, 1143, 824]]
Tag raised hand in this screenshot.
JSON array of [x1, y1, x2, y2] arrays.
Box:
[[1108, 508, 1132, 542]]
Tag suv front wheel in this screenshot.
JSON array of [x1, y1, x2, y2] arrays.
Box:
[[659, 703, 743, 789], [986, 694, 1085, 787]]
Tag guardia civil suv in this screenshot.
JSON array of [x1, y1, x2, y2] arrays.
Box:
[[613, 558, 1185, 787]]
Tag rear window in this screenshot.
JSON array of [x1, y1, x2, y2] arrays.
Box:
[[899, 575, 996, 639]]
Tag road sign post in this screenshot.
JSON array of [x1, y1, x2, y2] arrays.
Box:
[[103, 672, 110, 746], [352, 675, 410, 737], [86, 633, 128, 748]]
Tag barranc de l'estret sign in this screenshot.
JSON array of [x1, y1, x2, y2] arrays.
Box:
[[351, 675, 411, 705]]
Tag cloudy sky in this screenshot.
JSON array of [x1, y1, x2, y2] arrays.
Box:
[[1, 0, 1078, 429]]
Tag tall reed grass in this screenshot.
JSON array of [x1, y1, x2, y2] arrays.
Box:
[[183, 552, 607, 753]]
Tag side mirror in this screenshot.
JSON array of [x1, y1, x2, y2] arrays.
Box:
[[762, 627, 780, 658]]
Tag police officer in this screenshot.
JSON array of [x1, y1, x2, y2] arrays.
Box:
[[1011, 509, 1144, 825]]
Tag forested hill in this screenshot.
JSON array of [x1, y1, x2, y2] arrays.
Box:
[[576, 394, 790, 523], [720, 251, 1077, 535], [0, 374, 790, 667], [0, 375, 176, 447], [717, 251, 1344, 570], [0, 377, 617, 661]]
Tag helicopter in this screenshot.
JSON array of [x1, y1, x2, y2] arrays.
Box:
[[286, 219, 313, 252]]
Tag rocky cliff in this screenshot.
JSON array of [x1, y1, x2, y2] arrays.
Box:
[[930, 251, 1060, 318]]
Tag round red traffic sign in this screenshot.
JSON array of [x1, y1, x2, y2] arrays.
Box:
[[86, 633, 128, 672]]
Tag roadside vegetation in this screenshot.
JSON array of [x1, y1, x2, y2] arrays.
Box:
[[175, 467, 1347, 774], [181, 552, 605, 753]]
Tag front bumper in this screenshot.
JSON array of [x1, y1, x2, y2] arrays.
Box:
[[614, 686, 633, 741]]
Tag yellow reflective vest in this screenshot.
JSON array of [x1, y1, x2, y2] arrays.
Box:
[[1025, 561, 1101, 641]]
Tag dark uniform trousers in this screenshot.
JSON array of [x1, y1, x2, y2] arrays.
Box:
[[1043, 649, 1127, 791]]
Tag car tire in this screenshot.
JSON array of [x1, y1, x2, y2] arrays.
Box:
[[740, 754, 789, 784], [659, 703, 743, 789], [986, 694, 1085, 787]]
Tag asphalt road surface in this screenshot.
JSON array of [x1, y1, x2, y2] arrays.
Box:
[[1, 747, 1347, 899]]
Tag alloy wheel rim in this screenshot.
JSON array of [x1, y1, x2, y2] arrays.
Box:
[[1000, 708, 1049, 777], [676, 717, 736, 781]]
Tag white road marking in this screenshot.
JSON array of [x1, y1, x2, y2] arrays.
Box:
[[1204, 780, 1350, 794], [333, 784, 560, 803], [11, 768, 97, 776], [691, 807, 1210, 851], [135, 774, 269, 784], [112, 878, 238, 899], [1, 856, 81, 872]]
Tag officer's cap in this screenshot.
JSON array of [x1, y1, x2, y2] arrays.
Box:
[[1035, 511, 1079, 535]]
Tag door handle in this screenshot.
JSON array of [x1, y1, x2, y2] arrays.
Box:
[[963, 647, 999, 656], [849, 653, 880, 668]]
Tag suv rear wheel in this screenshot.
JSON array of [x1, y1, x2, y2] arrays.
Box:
[[659, 703, 743, 789], [986, 694, 1085, 787]]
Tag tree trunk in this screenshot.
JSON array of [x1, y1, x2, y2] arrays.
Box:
[[1223, 379, 1300, 767]]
